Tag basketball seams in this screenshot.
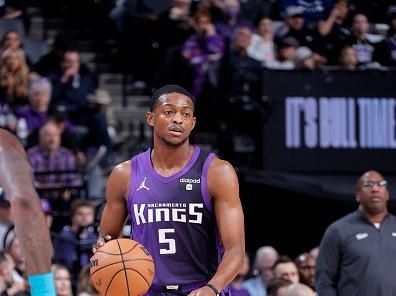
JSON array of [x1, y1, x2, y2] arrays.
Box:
[[95, 240, 139, 256], [116, 239, 131, 296], [90, 259, 154, 277], [104, 270, 125, 296], [124, 268, 151, 289]]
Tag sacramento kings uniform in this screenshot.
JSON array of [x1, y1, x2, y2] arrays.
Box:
[[128, 146, 226, 294]]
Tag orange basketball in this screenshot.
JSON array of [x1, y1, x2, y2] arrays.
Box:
[[90, 238, 155, 296]]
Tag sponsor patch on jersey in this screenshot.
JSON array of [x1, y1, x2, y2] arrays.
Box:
[[186, 184, 193, 191], [356, 233, 368, 240], [179, 178, 200, 184]]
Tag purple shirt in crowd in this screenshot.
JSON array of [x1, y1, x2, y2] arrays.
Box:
[[182, 34, 224, 98], [27, 145, 82, 186]]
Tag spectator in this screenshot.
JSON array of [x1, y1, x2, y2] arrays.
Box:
[[275, 6, 321, 53], [182, 8, 224, 99], [48, 49, 113, 157], [49, 49, 95, 117], [230, 253, 251, 296], [318, 0, 352, 63], [4, 234, 26, 279], [0, 30, 32, 67], [215, 0, 253, 41], [0, 48, 30, 107], [347, 13, 390, 66], [0, 250, 28, 296], [337, 45, 358, 70], [15, 77, 81, 157], [14, 77, 53, 135], [294, 253, 315, 290], [220, 26, 262, 99], [77, 264, 99, 296], [53, 199, 97, 275], [247, 17, 276, 65], [272, 256, 299, 284], [51, 264, 73, 296], [34, 33, 77, 77], [316, 170, 396, 296], [284, 283, 315, 296], [266, 37, 298, 69], [294, 46, 327, 69], [267, 278, 292, 296], [243, 246, 279, 296], [279, 0, 334, 24], [27, 121, 82, 190]]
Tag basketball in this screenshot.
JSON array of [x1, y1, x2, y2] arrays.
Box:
[[90, 238, 155, 296]]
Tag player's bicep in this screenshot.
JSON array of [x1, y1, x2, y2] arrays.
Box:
[[208, 160, 245, 249]]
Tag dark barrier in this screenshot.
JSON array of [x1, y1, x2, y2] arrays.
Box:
[[262, 69, 396, 173]]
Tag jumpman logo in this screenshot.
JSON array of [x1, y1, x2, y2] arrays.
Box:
[[137, 177, 150, 191]]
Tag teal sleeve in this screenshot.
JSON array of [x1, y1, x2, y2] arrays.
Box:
[[28, 272, 56, 296]]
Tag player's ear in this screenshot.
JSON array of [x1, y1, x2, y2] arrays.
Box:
[[146, 111, 154, 127], [191, 116, 196, 131]]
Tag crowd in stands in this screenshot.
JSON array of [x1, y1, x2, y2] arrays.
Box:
[[228, 245, 318, 296], [1, 0, 396, 295]]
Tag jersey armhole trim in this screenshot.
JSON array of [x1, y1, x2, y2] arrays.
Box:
[[127, 156, 138, 214], [201, 153, 216, 213]]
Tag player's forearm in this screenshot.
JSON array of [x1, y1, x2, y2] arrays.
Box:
[[98, 205, 127, 239], [208, 244, 244, 291], [10, 194, 52, 274]]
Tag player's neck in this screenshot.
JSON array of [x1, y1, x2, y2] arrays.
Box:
[[151, 143, 194, 176]]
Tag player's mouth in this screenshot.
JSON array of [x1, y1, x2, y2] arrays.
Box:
[[169, 126, 184, 136]]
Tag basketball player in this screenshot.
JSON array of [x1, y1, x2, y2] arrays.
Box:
[[0, 129, 56, 295], [94, 85, 245, 296]]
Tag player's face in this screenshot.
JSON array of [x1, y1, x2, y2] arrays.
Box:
[[147, 92, 196, 147], [356, 171, 389, 215]]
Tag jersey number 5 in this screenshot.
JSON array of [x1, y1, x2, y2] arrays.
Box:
[[159, 228, 176, 254]]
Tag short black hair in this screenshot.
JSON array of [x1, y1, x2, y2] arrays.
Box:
[[150, 85, 195, 112]]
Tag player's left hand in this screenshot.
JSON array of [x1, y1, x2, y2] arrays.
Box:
[[92, 235, 112, 253], [188, 286, 218, 296]]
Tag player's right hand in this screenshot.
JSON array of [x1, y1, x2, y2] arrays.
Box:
[[92, 235, 112, 253]]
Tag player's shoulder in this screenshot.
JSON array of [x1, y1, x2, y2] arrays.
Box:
[[207, 156, 238, 188], [109, 160, 131, 180], [208, 156, 236, 176]]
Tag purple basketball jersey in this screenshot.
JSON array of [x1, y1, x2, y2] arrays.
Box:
[[127, 146, 223, 291]]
